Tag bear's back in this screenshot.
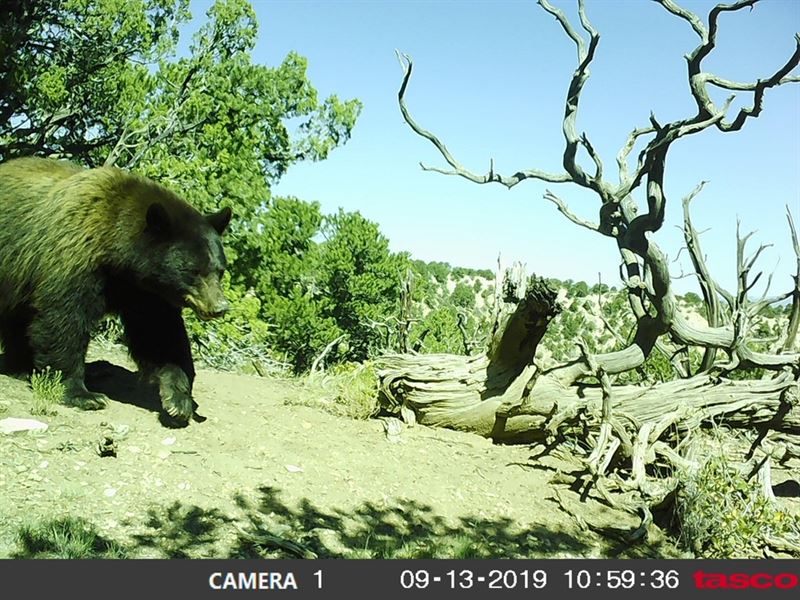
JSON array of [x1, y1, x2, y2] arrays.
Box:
[[0, 158, 204, 301]]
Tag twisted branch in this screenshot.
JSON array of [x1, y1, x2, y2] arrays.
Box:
[[395, 51, 571, 188], [395, 0, 800, 375]]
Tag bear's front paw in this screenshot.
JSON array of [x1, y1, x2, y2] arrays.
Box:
[[154, 366, 195, 423], [161, 389, 193, 422], [63, 390, 108, 410]]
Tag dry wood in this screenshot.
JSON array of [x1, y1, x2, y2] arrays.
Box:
[[388, 0, 800, 556]]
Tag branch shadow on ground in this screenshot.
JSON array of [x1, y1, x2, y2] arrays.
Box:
[[124, 485, 676, 559]]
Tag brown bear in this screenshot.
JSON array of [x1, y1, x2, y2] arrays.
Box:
[[0, 157, 232, 423]]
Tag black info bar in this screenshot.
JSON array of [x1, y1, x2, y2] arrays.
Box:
[[1, 559, 798, 598]]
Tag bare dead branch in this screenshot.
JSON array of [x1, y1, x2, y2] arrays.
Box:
[[784, 207, 800, 351], [580, 133, 603, 181], [659, 0, 800, 132], [543, 189, 600, 233], [576, 0, 599, 40], [714, 280, 736, 313], [539, 0, 606, 195], [537, 0, 587, 60], [706, 73, 800, 91], [618, 1, 797, 200], [748, 289, 791, 318], [395, 51, 571, 188], [311, 334, 346, 373], [616, 126, 656, 184], [624, 95, 735, 199], [654, 0, 707, 40], [744, 243, 772, 275], [680, 181, 723, 371], [719, 34, 800, 131], [735, 221, 774, 304]]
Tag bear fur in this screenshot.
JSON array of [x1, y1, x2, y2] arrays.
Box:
[[0, 157, 232, 422]]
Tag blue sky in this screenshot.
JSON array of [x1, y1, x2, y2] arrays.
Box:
[[193, 0, 799, 295]]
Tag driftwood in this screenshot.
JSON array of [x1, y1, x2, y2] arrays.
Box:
[[376, 270, 800, 446], [375, 264, 800, 556], [378, 265, 562, 439], [384, 0, 800, 557]]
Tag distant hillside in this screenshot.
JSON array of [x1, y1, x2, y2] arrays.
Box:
[[408, 259, 794, 382]]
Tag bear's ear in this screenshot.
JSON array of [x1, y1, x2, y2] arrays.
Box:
[[145, 202, 171, 236], [207, 206, 232, 235]]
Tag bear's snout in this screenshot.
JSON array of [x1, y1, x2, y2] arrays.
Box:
[[205, 299, 230, 319], [185, 276, 229, 321], [188, 297, 229, 321]]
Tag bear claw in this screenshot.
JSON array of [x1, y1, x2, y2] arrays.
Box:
[[162, 392, 193, 422], [63, 391, 108, 411]]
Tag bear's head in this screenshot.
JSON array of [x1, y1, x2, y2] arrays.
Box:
[[141, 202, 233, 320]]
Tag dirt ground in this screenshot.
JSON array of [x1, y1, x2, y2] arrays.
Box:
[[0, 345, 686, 559]]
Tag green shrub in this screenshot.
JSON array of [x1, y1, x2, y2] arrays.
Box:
[[683, 292, 702, 306], [451, 281, 476, 309], [15, 516, 128, 558], [29, 367, 64, 415], [675, 449, 798, 558]]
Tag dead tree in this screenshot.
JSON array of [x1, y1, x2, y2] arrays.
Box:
[[376, 0, 800, 549]]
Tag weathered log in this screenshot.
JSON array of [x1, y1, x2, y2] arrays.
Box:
[[377, 268, 560, 438], [377, 343, 800, 443], [377, 266, 800, 447]]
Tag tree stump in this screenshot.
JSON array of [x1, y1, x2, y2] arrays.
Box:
[[376, 266, 562, 441]]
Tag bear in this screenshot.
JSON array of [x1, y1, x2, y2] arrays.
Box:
[[0, 157, 232, 423]]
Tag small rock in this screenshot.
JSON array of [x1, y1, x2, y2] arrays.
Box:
[[162, 436, 176, 446], [104, 487, 117, 498], [382, 417, 404, 444], [158, 450, 171, 460], [0, 417, 48, 434], [38, 461, 49, 469], [96, 436, 117, 458], [177, 481, 191, 491], [285, 464, 303, 473]]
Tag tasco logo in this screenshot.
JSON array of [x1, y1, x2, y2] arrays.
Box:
[[694, 571, 799, 590]]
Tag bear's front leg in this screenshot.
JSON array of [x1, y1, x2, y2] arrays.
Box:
[[117, 294, 197, 423], [152, 364, 194, 421], [61, 365, 108, 410], [28, 288, 108, 410]]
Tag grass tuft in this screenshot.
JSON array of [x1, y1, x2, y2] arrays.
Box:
[[289, 362, 380, 420], [14, 516, 128, 558], [29, 367, 64, 415]]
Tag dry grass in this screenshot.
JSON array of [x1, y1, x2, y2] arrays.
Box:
[[288, 362, 380, 420]]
